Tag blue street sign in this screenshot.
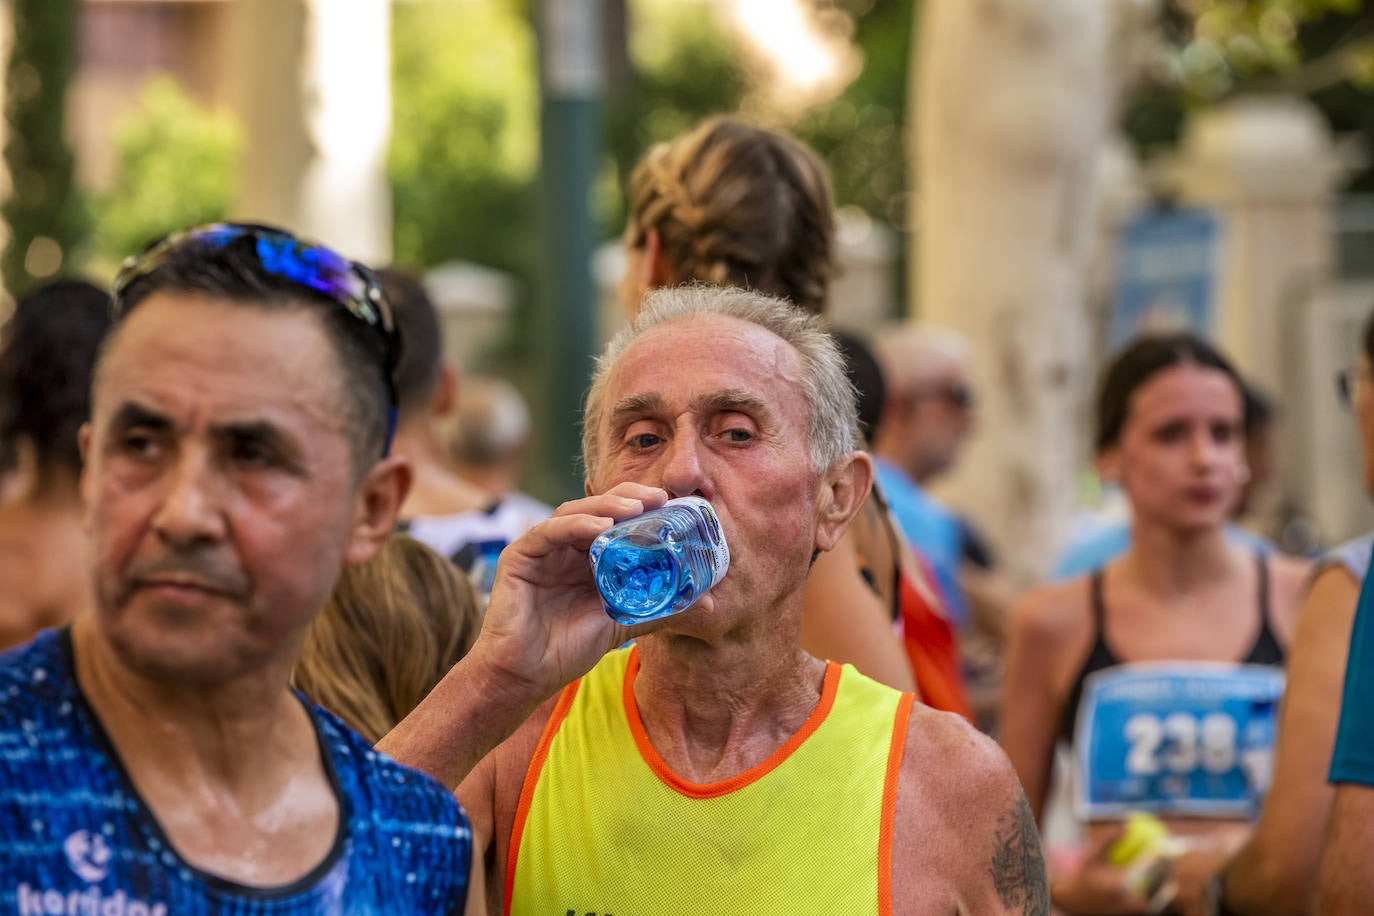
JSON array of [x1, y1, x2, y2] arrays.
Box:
[[1110, 209, 1222, 350]]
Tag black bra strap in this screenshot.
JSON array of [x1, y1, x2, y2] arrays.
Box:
[[1090, 567, 1107, 630]]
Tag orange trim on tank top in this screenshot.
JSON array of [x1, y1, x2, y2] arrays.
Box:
[[877, 692, 914, 916], [503, 677, 582, 916], [621, 644, 842, 800]]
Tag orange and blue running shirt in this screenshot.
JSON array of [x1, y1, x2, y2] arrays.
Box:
[[505, 645, 914, 916]]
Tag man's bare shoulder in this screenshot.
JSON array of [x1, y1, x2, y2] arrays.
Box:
[[900, 703, 1021, 813], [896, 706, 1049, 915]]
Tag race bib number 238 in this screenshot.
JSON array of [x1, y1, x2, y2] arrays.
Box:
[[1074, 662, 1284, 819]]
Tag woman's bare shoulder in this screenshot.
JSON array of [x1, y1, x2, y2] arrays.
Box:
[[1271, 550, 1315, 589], [1012, 575, 1095, 641]]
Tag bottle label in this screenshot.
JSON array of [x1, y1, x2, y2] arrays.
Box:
[[1073, 661, 1284, 820], [667, 496, 730, 586]]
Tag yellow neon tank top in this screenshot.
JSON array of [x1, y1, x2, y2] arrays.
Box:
[[506, 645, 914, 916]]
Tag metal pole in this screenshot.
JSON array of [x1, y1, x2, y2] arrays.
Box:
[[534, 0, 602, 501]]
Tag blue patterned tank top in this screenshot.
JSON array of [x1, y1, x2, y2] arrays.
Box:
[[0, 629, 471, 914]]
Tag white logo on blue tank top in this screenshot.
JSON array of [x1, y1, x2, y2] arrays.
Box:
[[1074, 661, 1284, 819], [62, 830, 110, 883]]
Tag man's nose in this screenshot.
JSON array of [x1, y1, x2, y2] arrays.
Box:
[[152, 447, 227, 547], [660, 431, 711, 501]]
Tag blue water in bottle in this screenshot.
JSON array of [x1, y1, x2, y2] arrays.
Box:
[[589, 496, 730, 624]]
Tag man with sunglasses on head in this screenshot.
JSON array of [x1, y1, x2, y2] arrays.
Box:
[[0, 224, 659, 913]]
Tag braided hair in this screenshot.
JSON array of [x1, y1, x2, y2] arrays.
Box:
[[626, 116, 835, 315]]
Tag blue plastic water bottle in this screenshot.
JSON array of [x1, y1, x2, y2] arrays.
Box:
[[588, 496, 730, 625]]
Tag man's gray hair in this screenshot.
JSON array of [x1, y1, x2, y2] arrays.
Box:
[[582, 284, 860, 478]]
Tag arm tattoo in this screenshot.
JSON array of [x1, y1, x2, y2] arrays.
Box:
[[989, 792, 1050, 915]]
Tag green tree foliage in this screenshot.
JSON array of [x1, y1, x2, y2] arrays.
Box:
[[791, 0, 914, 229], [389, 1, 539, 274], [604, 0, 913, 230], [1124, 1, 1374, 188], [1166, 0, 1372, 99], [88, 77, 240, 274], [603, 0, 750, 234], [2, 0, 85, 297]]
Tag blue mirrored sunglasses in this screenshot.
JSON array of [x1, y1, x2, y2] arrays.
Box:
[[111, 222, 401, 454]]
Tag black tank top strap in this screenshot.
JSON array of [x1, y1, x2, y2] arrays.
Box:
[[1090, 567, 1107, 631], [869, 479, 908, 624], [1058, 568, 1120, 744], [1060, 555, 1284, 746], [1247, 551, 1285, 667]]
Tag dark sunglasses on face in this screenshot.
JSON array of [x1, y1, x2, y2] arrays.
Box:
[[111, 222, 401, 453]]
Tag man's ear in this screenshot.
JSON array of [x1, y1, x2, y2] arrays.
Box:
[[344, 455, 414, 566], [814, 451, 874, 552]]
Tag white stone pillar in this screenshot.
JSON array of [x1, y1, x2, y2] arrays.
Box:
[[829, 210, 897, 334], [1168, 96, 1338, 396], [909, 0, 1155, 584], [230, 0, 391, 263]]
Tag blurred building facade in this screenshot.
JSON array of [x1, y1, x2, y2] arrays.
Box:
[[71, 0, 390, 263], [74, 1, 234, 192], [12, 0, 1374, 555]]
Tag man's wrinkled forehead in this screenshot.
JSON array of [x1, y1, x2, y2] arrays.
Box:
[[607, 388, 775, 430], [93, 293, 348, 426], [613, 315, 802, 382], [605, 319, 799, 399]]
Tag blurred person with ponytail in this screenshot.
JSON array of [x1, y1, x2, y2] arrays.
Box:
[[294, 533, 480, 744]]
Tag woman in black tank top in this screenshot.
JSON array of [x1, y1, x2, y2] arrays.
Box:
[[999, 335, 1309, 916], [1056, 552, 1285, 748]]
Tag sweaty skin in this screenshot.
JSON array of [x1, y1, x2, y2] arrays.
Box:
[[622, 230, 920, 696]]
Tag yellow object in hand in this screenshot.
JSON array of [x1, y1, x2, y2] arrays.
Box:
[[1108, 812, 1179, 912], [1109, 811, 1172, 867]]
